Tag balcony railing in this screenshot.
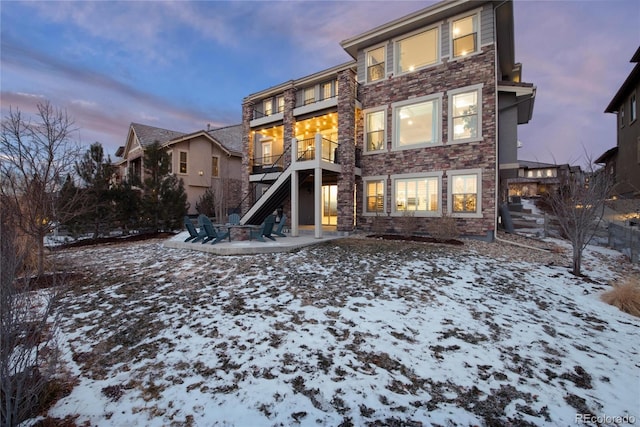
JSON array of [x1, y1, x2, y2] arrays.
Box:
[[251, 154, 285, 174], [296, 136, 338, 164]]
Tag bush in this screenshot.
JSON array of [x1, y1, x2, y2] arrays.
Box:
[[426, 214, 460, 241], [601, 277, 640, 317]]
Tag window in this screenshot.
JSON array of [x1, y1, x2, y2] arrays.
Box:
[[452, 14, 478, 57], [261, 141, 272, 164], [395, 27, 438, 74], [179, 151, 188, 174], [366, 46, 385, 83], [364, 109, 386, 152], [631, 93, 637, 123], [321, 81, 335, 100], [212, 156, 219, 177], [393, 95, 441, 148], [264, 98, 273, 116], [448, 169, 482, 217], [449, 85, 482, 143], [364, 178, 385, 214], [276, 95, 285, 113], [620, 105, 625, 128], [393, 174, 440, 215], [304, 87, 315, 105], [167, 150, 173, 174]]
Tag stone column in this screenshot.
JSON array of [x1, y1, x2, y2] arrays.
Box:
[[336, 68, 357, 233], [241, 99, 254, 216]]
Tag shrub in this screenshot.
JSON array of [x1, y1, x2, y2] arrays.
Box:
[[601, 277, 640, 317], [426, 214, 460, 241]]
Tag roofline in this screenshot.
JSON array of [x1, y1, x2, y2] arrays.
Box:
[[595, 146, 618, 164], [244, 61, 356, 102], [605, 61, 640, 113], [165, 130, 241, 157]]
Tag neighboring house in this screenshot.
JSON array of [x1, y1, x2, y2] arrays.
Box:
[[598, 46, 640, 198], [115, 122, 243, 217], [507, 160, 580, 198], [240, 0, 535, 241]]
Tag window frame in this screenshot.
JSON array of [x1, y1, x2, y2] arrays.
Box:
[[447, 168, 483, 218], [276, 95, 285, 113], [363, 176, 387, 216], [630, 92, 637, 124], [263, 98, 273, 117], [393, 25, 440, 76], [391, 93, 443, 151], [303, 87, 316, 105], [448, 84, 483, 144], [365, 44, 386, 84], [211, 155, 219, 178], [363, 107, 387, 154], [620, 105, 625, 128], [450, 10, 480, 59], [167, 150, 173, 174], [178, 150, 188, 175], [390, 172, 442, 217]]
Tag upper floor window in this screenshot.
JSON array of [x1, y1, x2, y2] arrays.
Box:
[[366, 46, 385, 83], [620, 105, 625, 128], [179, 151, 188, 174], [167, 150, 173, 174], [395, 27, 438, 75], [304, 87, 315, 105], [448, 169, 482, 217], [393, 94, 441, 149], [321, 80, 337, 100], [276, 95, 285, 113], [393, 174, 440, 215], [630, 93, 637, 123], [452, 14, 478, 58], [212, 156, 219, 177], [364, 178, 386, 214], [449, 84, 482, 143], [264, 98, 273, 116], [364, 109, 386, 152]]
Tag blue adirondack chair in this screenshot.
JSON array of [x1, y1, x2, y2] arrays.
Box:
[[250, 215, 276, 242], [228, 213, 241, 225], [199, 215, 230, 244], [273, 214, 287, 237], [184, 216, 206, 242]]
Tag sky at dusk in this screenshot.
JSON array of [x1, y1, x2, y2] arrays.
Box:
[[1, 0, 639, 166]]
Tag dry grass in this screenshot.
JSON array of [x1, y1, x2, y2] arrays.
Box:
[[426, 214, 460, 241], [601, 277, 640, 317]]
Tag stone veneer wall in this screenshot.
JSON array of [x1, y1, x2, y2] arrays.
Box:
[[336, 69, 357, 233], [240, 100, 254, 216], [356, 47, 497, 238]]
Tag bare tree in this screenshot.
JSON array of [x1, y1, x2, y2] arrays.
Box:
[[546, 158, 613, 276], [0, 101, 83, 275], [1, 201, 61, 427]]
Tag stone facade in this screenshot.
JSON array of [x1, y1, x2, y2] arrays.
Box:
[[336, 69, 357, 232]]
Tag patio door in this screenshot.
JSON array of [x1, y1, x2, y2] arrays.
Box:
[[322, 185, 337, 225]]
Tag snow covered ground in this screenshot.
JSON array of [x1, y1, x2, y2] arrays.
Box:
[[38, 236, 639, 426]]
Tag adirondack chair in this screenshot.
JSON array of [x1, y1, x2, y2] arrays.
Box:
[[228, 213, 241, 225], [273, 214, 287, 237], [199, 215, 230, 244], [250, 215, 276, 242], [184, 216, 206, 242]]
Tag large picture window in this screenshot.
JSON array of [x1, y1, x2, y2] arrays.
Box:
[[366, 46, 385, 83], [448, 169, 482, 217], [395, 28, 438, 74], [392, 174, 441, 216], [449, 85, 482, 143], [365, 109, 386, 152], [393, 95, 441, 148], [452, 14, 478, 57], [364, 178, 386, 214]]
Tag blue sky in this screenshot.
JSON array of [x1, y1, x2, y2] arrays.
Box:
[[1, 0, 639, 165]]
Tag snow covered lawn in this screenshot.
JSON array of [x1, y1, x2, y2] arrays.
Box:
[[44, 237, 639, 426]]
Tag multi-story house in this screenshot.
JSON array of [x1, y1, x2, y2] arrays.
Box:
[[598, 46, 640, 198], [240, 0, 535, 241], [115, 122, 243, 217], [507, 160, 581, 198]]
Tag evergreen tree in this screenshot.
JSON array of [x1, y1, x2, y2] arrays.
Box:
[[112, 181, 141, 234], [141, 141, 187, 232]]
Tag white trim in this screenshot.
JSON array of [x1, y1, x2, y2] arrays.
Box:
[[391, 93, 443, 151], [448, 84, 484, 145], [448, 8, 482, 61], [362, 175, 388, 216], [363, 106, 387, 154], [630, 91, 637, 125], [447, 168, 483, 218], [390, 171, 442, 217], [393, 24, 441, 76]]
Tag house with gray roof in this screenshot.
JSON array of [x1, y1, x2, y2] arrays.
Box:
[[116, 122, 243, 217]]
